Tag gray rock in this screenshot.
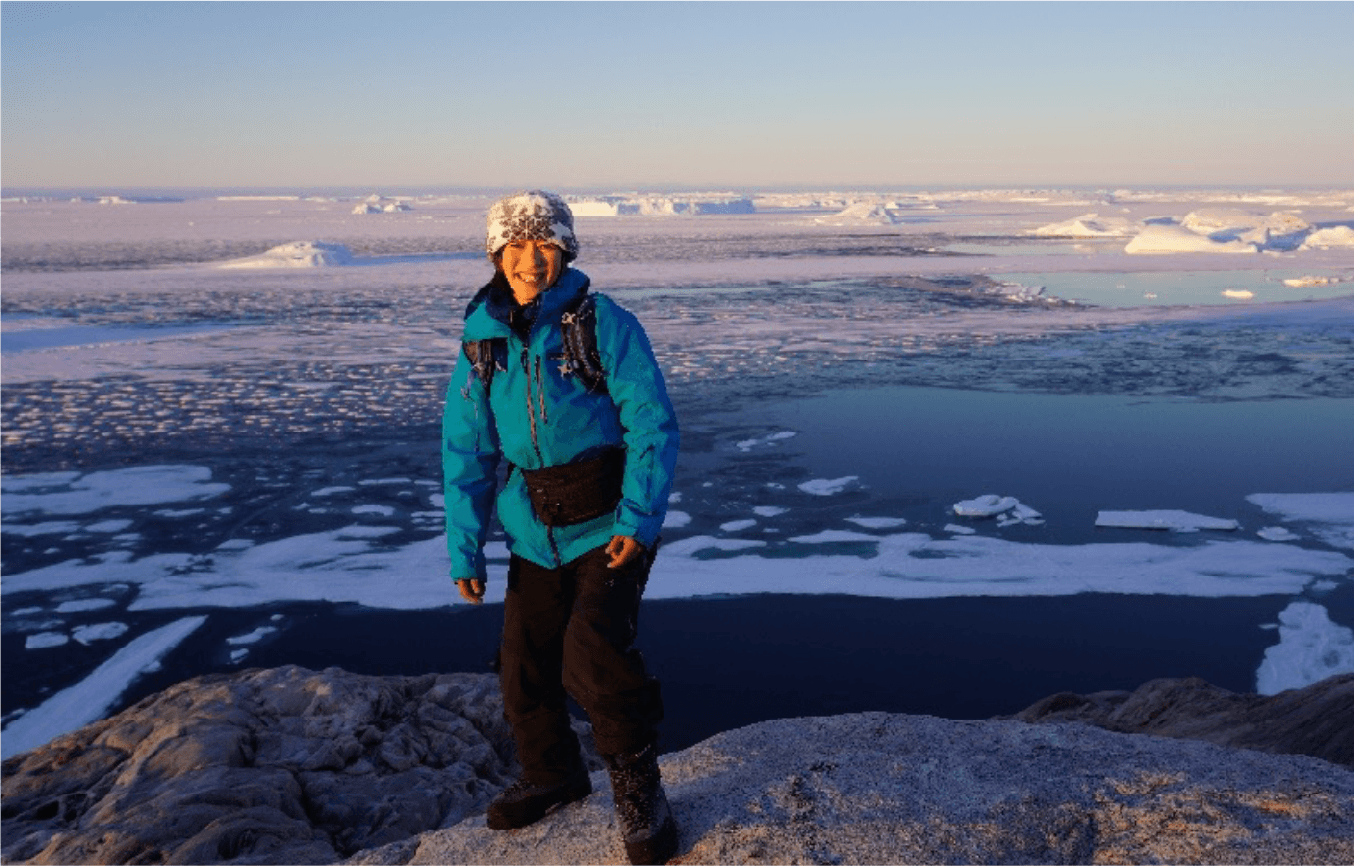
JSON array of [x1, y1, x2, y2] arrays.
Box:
[[1, 666, 599, 865], [5, 667, 1351, 865], [381, 713, 1352, 866], [1008, 673, 1353, 766]]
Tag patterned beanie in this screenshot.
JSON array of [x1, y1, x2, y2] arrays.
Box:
[[485, 190, 579, 262]]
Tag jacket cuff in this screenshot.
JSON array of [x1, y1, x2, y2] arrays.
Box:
[[615, 512, 662, 548]]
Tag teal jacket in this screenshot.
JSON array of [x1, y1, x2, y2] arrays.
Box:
[[442, 267, 679, 581]]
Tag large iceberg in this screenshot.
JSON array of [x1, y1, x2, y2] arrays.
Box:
[[1301, 225, 1355, 249], [1124, 209, 1338, 254], [1124, 224, 1257, 255]]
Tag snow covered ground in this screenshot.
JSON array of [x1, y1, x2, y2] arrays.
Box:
[[2, 187, 1351, 758]]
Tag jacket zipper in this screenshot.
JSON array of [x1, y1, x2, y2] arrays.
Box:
[[521, 347, 544, 465], [521, 344, 561, 566]]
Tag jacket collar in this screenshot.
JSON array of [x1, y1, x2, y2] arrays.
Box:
[[463, 267, 590, 340]]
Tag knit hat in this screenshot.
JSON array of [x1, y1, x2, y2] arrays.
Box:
[[485, 190, 579, 261]]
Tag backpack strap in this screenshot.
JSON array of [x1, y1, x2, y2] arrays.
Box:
[[461, 293, 606, 394], [462, 338, 508, 389], [559, 293, 608, 394]]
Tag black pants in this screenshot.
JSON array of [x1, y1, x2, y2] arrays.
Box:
[[499, 544, 664, 783]]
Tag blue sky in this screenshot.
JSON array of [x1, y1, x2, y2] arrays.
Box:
[[3, 1, 1351, 190]]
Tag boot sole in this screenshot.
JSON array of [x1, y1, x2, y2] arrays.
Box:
[[486, 777, 593, 830], [624, 812, 678, 865]]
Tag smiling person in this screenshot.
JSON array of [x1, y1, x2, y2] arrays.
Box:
[[442, 190, 680, 864]]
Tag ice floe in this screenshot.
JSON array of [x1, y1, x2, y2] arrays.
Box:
[[1, 466, 228, 517], [352, 505, 395, 516], [736, 431, 797, 451], [226, 626, 278, 646], [644, 533, 1350, 601], [720, 519, 758, 532], [662, 536, 767, 555], [1246, 493, 1353, 550], [54, 599, 117, 613], [2, 521, 81, 537], [798, 476, 859, 496], [663, 511, 693, 528], [1282, 275, 1344, 287], [25, 632, 69, 650], [953, 495, 1021, 517], [1, 616, 207, 758], [845, 516, 908, 529], [753, 506, 788, 517], [10, 508, 1343, 612], [952, 495, 1043, 525], [1255, 602, 1354, 695], [1095, 510, 1239, 532], [312, 486, 355, 497], [788, 530, 881, 544], [72, 622, 130, 645], [84, 519, 133, 533], [1257, 526, 1302, 542]]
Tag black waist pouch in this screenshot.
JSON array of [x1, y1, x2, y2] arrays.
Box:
[[520, 448, 626, 527]]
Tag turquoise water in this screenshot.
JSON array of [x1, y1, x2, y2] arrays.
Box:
[[0, 322, 236, 353], [997, 269, 1354, 308]]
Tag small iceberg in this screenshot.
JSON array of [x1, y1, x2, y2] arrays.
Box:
[[217, 241, 354, 269], [953, 495, 1044, 526], [1025, 213, 1137, 238]]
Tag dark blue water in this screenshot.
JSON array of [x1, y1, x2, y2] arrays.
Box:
[[740, 386, 1353, 545]]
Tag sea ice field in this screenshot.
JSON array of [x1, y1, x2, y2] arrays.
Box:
[[2, 187, 1352, 758]]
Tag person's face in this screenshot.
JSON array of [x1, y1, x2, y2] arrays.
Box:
[[500, 239, 565, 304]]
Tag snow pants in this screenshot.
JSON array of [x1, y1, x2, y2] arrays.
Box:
[[499, 543, 664, 783]]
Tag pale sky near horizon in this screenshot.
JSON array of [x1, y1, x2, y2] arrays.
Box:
[[2, 1, 1352, 191]]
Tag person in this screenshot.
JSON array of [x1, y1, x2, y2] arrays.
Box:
[[441, 190, 680, 865]]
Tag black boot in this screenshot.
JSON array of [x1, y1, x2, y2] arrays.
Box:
[[606, 744, 678, 865], [486, 763, 592, 830]]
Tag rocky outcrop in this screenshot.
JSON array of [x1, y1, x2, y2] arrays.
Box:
[[1008, 673, 1353, 766], [358, 712, 1352, 866], [0, 666, 599, 865], [3, 667, 1351, 865]]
